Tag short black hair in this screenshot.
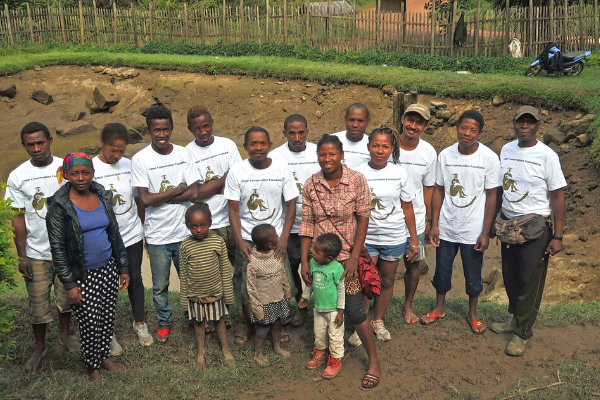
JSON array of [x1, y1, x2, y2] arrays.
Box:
[[284, 114, 308, 131], [146, 105, 173, 129], [21, 122, 50, 143], [457, 109, 485, 132], [185, 202, 212, 223], [244, 126, 270, 145], [315, 233, 342, 260], [251, 224, 276, 249], [344, 103, 371, 120], [316, 134, 343, 152], [187, 104, 212, 126], [101, 123, 130, 145]]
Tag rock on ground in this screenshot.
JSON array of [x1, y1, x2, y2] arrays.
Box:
[[543, 130, 565, 146], [435, 109, 454, 120], [382, 85, 396, 96], [574, 134, 592, 148], [492, 96, 505, 106], [31, 90, 53, 105], [93, 87, 120, 110], [430, 101, 447, 109], [56, 121, 95, 137], [0, 84, 17, 98], [79, 144, 102, 157]]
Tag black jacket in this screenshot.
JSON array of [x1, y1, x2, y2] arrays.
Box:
[[46, 181, 129, 291]]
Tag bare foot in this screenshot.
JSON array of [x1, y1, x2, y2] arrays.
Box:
[[254, 354, 270, 367], [59, 336, 81, 353], [25, 347, 48, 372], [223, 352, 235, 367], [274, 345, 291, 359], [89, 370, 103, 383], [100, 357, 126, 372], [403, 305, 419, 324], [195, 354, 207, 371]]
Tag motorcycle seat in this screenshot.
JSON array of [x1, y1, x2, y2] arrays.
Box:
[[562, 51, 587, 62]]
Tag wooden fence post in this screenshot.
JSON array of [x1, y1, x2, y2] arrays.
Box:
[[449, 0, 457, 56], [59, 2, 67, 43], [595, 0, 599, 50], [549, 0, 554, 42], [327, 0, 332, 48], [200, 1, 205, 44], [222, 0, 226, 43], [563, 0, 567, 50], [240, 0, 244, 42], [305, 0, 310, 45], [48, 5, 54, 42], [578, 0, 584, 49], [528, 0, 533, 57], [430, 0, 436, 56], [113, 2, 117, 45], [79, 1, 85, 45], [93, 0, 101, 45], [400, 1, 405, 53], [132, 3, 138, 46], [352, 0, 357, 51], [475, 0, 480, 56], [376, 0, 380, 51], [168, 1, 173, 45], [4, 4, 14, 46], [149, 2, 153, 42], [266, 0, 269, 41], [503, 0, 509, 56], [284, 0, 288, 44], [183, 3, 189, 43], [26, 3, 35, 43], [393, 92, 403, 132]]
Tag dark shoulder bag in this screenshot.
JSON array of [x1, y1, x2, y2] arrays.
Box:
[[493, 213, 548, 245]]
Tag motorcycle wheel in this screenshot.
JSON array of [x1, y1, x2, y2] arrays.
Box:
[[566, 62, 584, 76], [525, 65, 542, 76]]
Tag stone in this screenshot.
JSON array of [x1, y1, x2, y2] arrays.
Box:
[[448, 113, 460, 126], [575, 113, 582, 119], [586, 181, 599, 191], [435, 109, 454, 120], [548, 143, 560, 153], [430, 118, 444, 128], [430, 101, 447, 109], [124, 142, 148, 159], [482, 268, 504, 294], [489, 137, 505, 155], [92, 87, 120, 110], [543, 130, 565, 146], [127, 125, 149, 144], [31, 90, 53, 105], [592, 261, 600, 268], [91, 65, 106, 73], [559, 117, 592, 135], [56, 120, 95, 137], [541, 110, 549, 116], [152, 80, 185, 104], [579, 261, 588, 266], [315, 110, 323, 118], [564, 131, 578, 143], [33, 65, 41, 71], [579, 234, 589, 242], [424, 126, 435, 135], [316, 95, 325, 105], [574, 134, 592, 148], [492, 96, 505, 106], [0, 84, 16, 98], [116, 67, 139, 79], [78, 144, 102, 157], [381, 85, 395, 95]]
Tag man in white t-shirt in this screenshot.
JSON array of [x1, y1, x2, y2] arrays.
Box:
[[331, 103, 371, 168], [186, 105, 242, 266], [5, 122, 80, 372], [225, 127, 299, 343], [424, 110, 500, 334], [397, 104, 437, 324], [269, 114, 321, 326], [132, 106, 200, 343], [490, 106, 566, 356]]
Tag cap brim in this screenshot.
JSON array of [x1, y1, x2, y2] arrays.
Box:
[[404, 110, 430, 121], [513, 112, 540, 121]]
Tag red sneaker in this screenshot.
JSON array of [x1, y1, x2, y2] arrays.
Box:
[[306, 349, 328, 370], [322, 356, 342, 379]]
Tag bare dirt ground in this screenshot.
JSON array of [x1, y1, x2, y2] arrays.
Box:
[[1, 66, 600, 399]]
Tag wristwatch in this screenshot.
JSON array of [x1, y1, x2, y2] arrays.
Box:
[[552, 235, 563, 241], [425, 219, 433, 223]]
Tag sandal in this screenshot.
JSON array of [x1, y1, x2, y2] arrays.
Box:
[[156, 327, 170, 344], [470, 320, 486, 335], [280, 334, 290, 343], [419, 312, 445, 325], [361, 373, 379, 388]]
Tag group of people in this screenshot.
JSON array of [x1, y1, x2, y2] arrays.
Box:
[[7, 99, 566, 387]]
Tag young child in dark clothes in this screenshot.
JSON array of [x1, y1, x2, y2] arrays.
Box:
[[246, 224, 292, 366]]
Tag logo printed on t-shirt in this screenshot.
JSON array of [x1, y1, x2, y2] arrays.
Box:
[[109, 184, 133, 215], [370, 188, 395, 220], [450, 174, 477, 208], [502, 167, 529, 203], [247, 189, 276, 221], [159, 175, 176, 192], [204, 166, 221, 183], [292, 172, 303, 195], [32, 187, 48, 219]]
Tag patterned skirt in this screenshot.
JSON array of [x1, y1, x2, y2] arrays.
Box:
[[250, 298, 290, 325], [188, 298, 229, 323]]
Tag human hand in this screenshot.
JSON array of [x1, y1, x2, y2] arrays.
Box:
[[406, 241, 419, 263], [67, 287, 83, 307], [341, 256, 358, 281], [545, 239, 564, 256], [120, 274, 130, 291], [425, 222, 431, 244], [274, 237, 288, 260], [238, 241, 252, 262], [18, 257, 33, 280], [335, 310, 344, 327], [474, 233, 489, 252], [301, 260, 312, 285], [176, 182, 188, 195], [298, 297, 307, 309], [252, 306, 264, 321], [429, 225, 440, 247]]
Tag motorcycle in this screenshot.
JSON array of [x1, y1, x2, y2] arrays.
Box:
[[525, 42, 591, 77]]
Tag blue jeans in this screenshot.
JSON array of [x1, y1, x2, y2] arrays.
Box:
[[148, 242, 181, 327], [365, 242, 407, 262], [432, 239, 483, 297]]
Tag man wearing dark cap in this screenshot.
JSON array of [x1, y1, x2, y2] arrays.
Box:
[[490, 106, 566, 356], [397, 104, 437, 324]]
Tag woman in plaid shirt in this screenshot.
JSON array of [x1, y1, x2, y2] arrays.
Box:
[[299, 134, 380, 389]]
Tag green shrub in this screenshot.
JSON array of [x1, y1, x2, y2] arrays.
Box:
[[0, 182, 18, 364]]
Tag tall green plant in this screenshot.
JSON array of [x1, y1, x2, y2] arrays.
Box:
[[0, 182, 18, 364]]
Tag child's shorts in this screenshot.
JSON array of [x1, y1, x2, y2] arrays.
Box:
[[188, 298, 229, 322]]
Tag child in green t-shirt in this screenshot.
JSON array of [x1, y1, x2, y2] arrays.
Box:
[[298, 233, 345, 379]]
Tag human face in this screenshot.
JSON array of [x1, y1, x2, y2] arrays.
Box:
[[312, 241, 332, 265], [186, 212, 212, 241], [344, 106, 370, 142], [368, 133, 393, 168], [456, 118, 482, 148], [513, 115, 541, 144], [317, 143, 344, 175], [244, 131, 271, 163], [401, 113, 429, 139], [67, 165, 94, 194], [101, 138, 126, 165], [284, 122, 309, 152], [149, 119, 173, 152], [22, 131, 52, 165], [189, 114, 214, 146]]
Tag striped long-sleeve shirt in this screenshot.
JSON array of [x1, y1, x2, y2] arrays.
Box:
[[179, 232, 235, 310]]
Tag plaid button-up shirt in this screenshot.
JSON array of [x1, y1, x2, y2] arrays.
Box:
[[299, 167, 372, 263]]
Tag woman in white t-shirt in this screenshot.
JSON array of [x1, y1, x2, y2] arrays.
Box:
[[93, 123, 153, 349], [354, 126, 419, 342]]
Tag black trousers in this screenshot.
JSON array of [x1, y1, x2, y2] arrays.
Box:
[[500, 223, 551, 340], [126, 240, 145, 323], [287, 233, 303, 303]]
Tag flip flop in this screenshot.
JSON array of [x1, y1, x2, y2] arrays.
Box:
[[470, 320, 486, 335], [419, 312, 446, 325], [156, 327, 170, 344], [361, 373, 380, 388]]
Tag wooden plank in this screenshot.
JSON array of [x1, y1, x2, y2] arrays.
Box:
[[563, 0, 567, 50], [78, 1, 84, 44], [184, 2, 189, 42], [474, 0, 480, 55], [239, 0, 244, 41], [200, 2, 205, 44], [284, 0, 288, 43], [149, 3, 153, 42], [328, 0, 332, 48], [400, 2, 404, 52], [430, 2, 436, 55], [503, 0, 509, 55], [59, 3, 66, 43], [266, 0, 269, 41], [595, 0, 599, 50], [113, 2, 117, 45], [549, 0, 554, 41], [450, 1, 457, 56], [26, 3, 35, 42], [528, 0, 533, 56], [48, 5, 54, 42], [376, 0, 380, 51], [92, 0, 100, 45], [132, 3, 138, 46], [578, 0, 584, 48], [222, 0, 226, 43], [305, 0, 310, 45], [4, 4, 14, 46]]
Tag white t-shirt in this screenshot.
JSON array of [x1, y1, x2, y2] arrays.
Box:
[[269, 142, 321, 234], [499, 140, 567, 219], [331, 131, 371, 168], [354, 162, 415, 246], [131, 144, 200, 245], [92, 156, 144, 248], [4, 156, 64, 260], [398, 139, 437, 235], [224, 158, 300, 241], [186, 136, 242, 229], [436, 143, 500, 245]]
